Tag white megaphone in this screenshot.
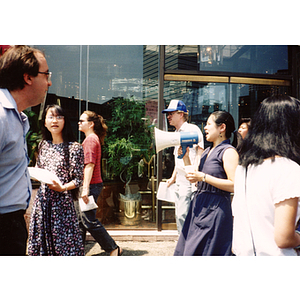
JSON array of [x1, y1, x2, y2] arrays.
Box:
[[154, 127, 199, 159]]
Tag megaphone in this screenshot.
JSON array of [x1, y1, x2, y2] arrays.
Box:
[[154, 127, 199, 159]]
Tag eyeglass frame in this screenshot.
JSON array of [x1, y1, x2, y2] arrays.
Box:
[[78, 119, 90, 124], [38, 71, 52, 83], [46, 115, 64, 120], [166, 111, 182, 117]]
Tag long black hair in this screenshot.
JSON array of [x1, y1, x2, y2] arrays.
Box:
[[239, 95, 300, 168], [211, 110, 236, 139], [40, 104, 79, 200], [41, 104, 76, 142]]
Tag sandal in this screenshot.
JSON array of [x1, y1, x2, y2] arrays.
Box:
[[117, 246, 123, 256]]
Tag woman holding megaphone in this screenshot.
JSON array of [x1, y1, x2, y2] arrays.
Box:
[[174, 111, 239, 256]]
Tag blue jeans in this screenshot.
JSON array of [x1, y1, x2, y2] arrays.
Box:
[[75, 183, 118, 253]]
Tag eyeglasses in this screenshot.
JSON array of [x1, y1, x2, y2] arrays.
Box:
[[167, 111, 179, 116], [78, 120, 88, 124], [38, 71, 52, 83], [46, 115, 64, 120]]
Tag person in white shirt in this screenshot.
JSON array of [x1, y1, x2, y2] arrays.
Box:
[[162, 100, 204, 234], [232, 95, 300, 256]]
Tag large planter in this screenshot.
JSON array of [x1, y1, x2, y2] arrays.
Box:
[[96, 180, 148, 226], [118, 188, 142, 226]]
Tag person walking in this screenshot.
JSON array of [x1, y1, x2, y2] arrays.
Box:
[[0, 45, 52, 255], [174, 111, 238, 256], [162, 100, 204, 234], [28, 105, 84, 256], [78, 110, 122, 256]]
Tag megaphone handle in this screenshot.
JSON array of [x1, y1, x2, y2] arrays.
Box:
[[177, 146, 187, 159]]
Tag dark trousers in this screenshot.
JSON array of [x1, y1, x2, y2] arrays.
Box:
[[75, 183, 118, 253], [0, 210, 28, 256]]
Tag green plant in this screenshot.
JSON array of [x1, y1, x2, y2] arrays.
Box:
[[24, 110, 42, 166], [104, 97, 155, 182]]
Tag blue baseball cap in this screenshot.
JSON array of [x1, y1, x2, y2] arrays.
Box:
[[162, 100, 187, 113]]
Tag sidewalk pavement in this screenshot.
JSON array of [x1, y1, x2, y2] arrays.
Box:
[[85, 230, 179, 256]]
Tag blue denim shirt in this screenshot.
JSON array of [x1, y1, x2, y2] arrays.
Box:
[[0, 88, 31, 214]]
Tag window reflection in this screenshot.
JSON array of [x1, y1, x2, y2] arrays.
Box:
[[34, 45, 144, 104], [199, 45, 288, 74], [164, 80, 290, 149], [164, 45, 288, 75]]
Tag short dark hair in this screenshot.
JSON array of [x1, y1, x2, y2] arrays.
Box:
[[239, 95, 300, 167], [0, 45, 44, 91]]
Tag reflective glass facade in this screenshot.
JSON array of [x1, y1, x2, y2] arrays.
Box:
[[35, 45, 144, 104], [30, 45, 296, 230], [165, 45, 288, 74]]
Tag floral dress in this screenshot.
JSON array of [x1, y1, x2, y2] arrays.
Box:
[[28, 140, 84, 256]]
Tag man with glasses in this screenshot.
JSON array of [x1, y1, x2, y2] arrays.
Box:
[[0, 45, 52, 255], [162, 100, 204, 234]]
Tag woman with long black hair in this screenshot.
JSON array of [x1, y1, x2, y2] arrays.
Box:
[[232, 95, 300, 256], [28, 104, 84, 256]]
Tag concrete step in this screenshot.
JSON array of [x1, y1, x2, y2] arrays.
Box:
[[86, 230, 178, 242]]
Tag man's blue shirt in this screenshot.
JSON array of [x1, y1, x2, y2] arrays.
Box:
[[0, 88, 31, 214]]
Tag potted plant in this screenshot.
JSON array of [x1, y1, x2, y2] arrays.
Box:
[[104, 97, 155, 183], [103, 97, 155, 225]]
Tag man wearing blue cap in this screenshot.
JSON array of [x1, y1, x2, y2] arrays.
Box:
[[162, 99, 204, 234]]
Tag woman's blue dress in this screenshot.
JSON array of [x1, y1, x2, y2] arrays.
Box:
[[174, 139, 234, 256]]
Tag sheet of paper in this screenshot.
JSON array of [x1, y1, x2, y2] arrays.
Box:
[[157, 182, 176, 203], [28, 167, 62, 185], [175, 166, 187, 176], [176, 165, 197, 176], [79, 196, 98, 212]]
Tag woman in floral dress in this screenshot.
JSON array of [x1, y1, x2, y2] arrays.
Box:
[[28, 104, 84, 256]]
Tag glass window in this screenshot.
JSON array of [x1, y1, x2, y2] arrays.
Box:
[[33, 45, 144, 104], [29, 45, 291, 231], [165, 45, 288, 75], [33, 45, 81, 98], [165, 45, 199, 71], [163, 80, 290, 149], [88, 45, 144, 103], [199, 45, 288, 74]]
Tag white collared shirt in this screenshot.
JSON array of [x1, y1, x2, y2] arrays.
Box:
[[173, 122, 204, 184]]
